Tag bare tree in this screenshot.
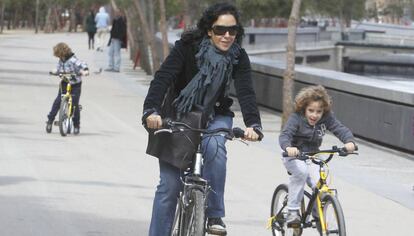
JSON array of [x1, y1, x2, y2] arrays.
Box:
[[159, 0, 169, 60], [281, 0, 302, 127], [0, 0, 5, 33], [133, 0, 160, 74]]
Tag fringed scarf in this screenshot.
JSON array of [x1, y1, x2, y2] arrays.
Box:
[[173, 37, 240, 119]]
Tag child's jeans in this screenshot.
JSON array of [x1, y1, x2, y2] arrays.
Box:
[[282, 157, 318, 210]]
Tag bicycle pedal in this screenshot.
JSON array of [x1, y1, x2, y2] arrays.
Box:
[[53, 121, 59, 126], [287, 222, 301, 228]]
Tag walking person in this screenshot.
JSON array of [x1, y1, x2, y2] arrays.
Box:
[[142, 3, 263, 236], [85, 9, 97, 50], [105, 9, 127, 72], [94, 6, 110, 52]]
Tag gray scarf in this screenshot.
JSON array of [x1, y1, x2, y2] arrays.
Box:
[[173, 37, 240, 119]]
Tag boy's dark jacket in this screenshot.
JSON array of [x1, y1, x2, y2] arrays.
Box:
[[279, 112, 355, 153]]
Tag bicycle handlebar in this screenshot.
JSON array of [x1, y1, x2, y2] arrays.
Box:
[[282, 145, 358, 163], [153, 118, 246, 140], [49, 71, 78, 82]]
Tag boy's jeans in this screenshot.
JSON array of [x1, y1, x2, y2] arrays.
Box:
[[148, 115, 232, 236], [282, 157, 317, 210]]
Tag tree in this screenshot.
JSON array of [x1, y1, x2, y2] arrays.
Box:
[[133, 0, 160, 74], [159, 0, 169, 59], [281, 0, 302, 127]]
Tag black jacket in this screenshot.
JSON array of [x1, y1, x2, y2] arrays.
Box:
[[143, 39, 261, 128], [109, 16, 127, 48]]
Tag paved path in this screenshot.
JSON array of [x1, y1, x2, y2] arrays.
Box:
[[0, 30, 413, 236]]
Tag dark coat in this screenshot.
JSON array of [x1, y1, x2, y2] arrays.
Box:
[[85, 14, 96, 33], [109, 16, 127, 48], [143, 38, 262, 127]]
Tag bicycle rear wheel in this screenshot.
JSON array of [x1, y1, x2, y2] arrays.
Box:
[[270, 184, 303, 236], [58, 97, 71, 136], [321, 194, 346, 236], [182, 189, 205, 236]]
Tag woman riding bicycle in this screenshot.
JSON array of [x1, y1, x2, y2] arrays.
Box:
[[279, 85, 356, 226], [142, 3, 262, 236], [46, 42, 89, 134]]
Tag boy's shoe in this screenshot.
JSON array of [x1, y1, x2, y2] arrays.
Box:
[[206, 217, 227, 235], [286, 210, 301, 228], [46, 121, 53, 133], [74, 126, 80, 135]]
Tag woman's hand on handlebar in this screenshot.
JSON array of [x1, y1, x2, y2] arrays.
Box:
[[344, 142, 356, 153], [286, 147, 299, 157], [244, 127, 259, 141], [146, 114, 162, 129]]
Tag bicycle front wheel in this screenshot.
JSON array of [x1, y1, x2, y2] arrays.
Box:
[[182, 189, 205, 236], [58, 97, 71, 136], [321, 194, 346, 236], [270, 184, 303, 236]]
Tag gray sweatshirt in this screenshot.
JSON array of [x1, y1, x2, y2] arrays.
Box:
[[279, 112, 355, 152]]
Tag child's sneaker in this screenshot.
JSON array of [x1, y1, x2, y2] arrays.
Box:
[[45, 120, 53, 133], [286, 210, 301, 228], [74, 126, 80, 135]]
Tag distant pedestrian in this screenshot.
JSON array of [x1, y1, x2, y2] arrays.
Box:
[[85, 10, 97, 50], [105, 9, 127, 72], [95, 6, 110, 52]]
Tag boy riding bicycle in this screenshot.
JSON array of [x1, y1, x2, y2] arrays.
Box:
[[46, 42, 89, 134], [279, 85, 356, 227]]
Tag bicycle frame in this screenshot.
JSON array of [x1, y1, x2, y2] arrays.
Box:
[[60, 81, 73, 118]]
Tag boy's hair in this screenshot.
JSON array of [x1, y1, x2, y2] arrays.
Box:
[[294, 85, 332, 113], [53, 42, 72, 59]]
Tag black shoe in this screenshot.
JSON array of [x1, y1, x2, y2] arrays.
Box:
[[207, 217, 227, 235], [286, 210, 301, 228], [46, 121, 53, 133], [74, 127, 80, 135]]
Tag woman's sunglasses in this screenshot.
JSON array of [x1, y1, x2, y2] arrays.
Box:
[[211, 25, 239, 36]]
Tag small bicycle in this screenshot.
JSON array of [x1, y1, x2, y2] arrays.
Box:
[[49, 72, 80, 136], [155, 119, 262, 236], [268, 146, 358, 236]]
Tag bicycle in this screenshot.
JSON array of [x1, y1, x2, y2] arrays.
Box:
[[154, 119, 263, 236], [49, 72, 80, 137], [268, 146, 358, 236]]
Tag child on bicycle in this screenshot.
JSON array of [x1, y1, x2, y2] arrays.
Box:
[[46, 42, 89, 134], [279, 85, 356, 225]]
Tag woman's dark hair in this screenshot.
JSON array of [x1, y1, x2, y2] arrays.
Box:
[[181, 2, 244, 45]]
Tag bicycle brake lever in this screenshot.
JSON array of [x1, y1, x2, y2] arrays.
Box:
[[154, 129, 173, 135]]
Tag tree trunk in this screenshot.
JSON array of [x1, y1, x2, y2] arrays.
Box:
[[159, 0, 169, 60], [0, 1, 5, 33], [281, 0, 302, 127], [35, 0, 39, 33], [182, 0, 191, 29], [133, 0, 160, 74]]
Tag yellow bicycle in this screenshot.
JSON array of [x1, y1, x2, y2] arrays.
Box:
[[268, 146, 358, 236], [49, 72, 78, 136]]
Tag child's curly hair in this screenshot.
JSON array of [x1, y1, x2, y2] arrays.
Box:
[[294, 85, 332, 114], [53, 42, 72, 59]]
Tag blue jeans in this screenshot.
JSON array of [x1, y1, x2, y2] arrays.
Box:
[[148, 115, 233, 236], [108, 38, 121, 71]]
